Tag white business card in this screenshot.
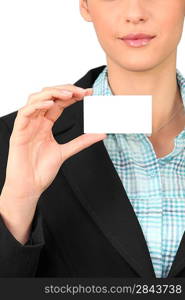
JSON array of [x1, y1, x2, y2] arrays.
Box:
[[83, 95, 152, 134]]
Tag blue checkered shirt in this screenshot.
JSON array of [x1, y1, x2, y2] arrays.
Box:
[[92, 66, 185, 278]]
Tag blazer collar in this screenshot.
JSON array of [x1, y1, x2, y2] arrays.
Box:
[[52, 65, 185, 278]]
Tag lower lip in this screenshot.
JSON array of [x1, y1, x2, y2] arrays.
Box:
[[121, 37, 155, 47]]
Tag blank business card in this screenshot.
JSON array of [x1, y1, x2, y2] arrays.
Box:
[[83, 95, 152, 134]]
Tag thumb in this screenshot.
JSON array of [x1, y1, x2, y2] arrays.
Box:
[[60, 133, 107, 162]]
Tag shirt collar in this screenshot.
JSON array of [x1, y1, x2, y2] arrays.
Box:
[[93, 65, 185, 105]]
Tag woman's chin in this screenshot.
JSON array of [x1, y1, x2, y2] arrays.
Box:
[[118, 61, 158, 73]]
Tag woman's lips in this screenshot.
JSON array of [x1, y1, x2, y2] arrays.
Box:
[[120, 34, 156, 48]]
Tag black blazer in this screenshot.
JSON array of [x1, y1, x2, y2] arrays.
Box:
[[0, 65, 184, 278]]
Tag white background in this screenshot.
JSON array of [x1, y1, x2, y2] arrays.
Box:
[[0, 0, 184, 116]]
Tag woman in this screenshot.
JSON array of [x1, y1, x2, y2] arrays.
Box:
[[0, 0, 185, 278]]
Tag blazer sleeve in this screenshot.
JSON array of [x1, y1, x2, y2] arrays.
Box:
[[0, 117, 45, 277]]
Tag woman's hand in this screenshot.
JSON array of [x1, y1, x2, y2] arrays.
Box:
[[0, 84, 106, 244]]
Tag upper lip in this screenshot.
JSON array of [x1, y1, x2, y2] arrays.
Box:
[[121, 33, 156, 40]]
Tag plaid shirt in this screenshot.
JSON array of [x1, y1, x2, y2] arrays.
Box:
[[92, 66, 185, 278]]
